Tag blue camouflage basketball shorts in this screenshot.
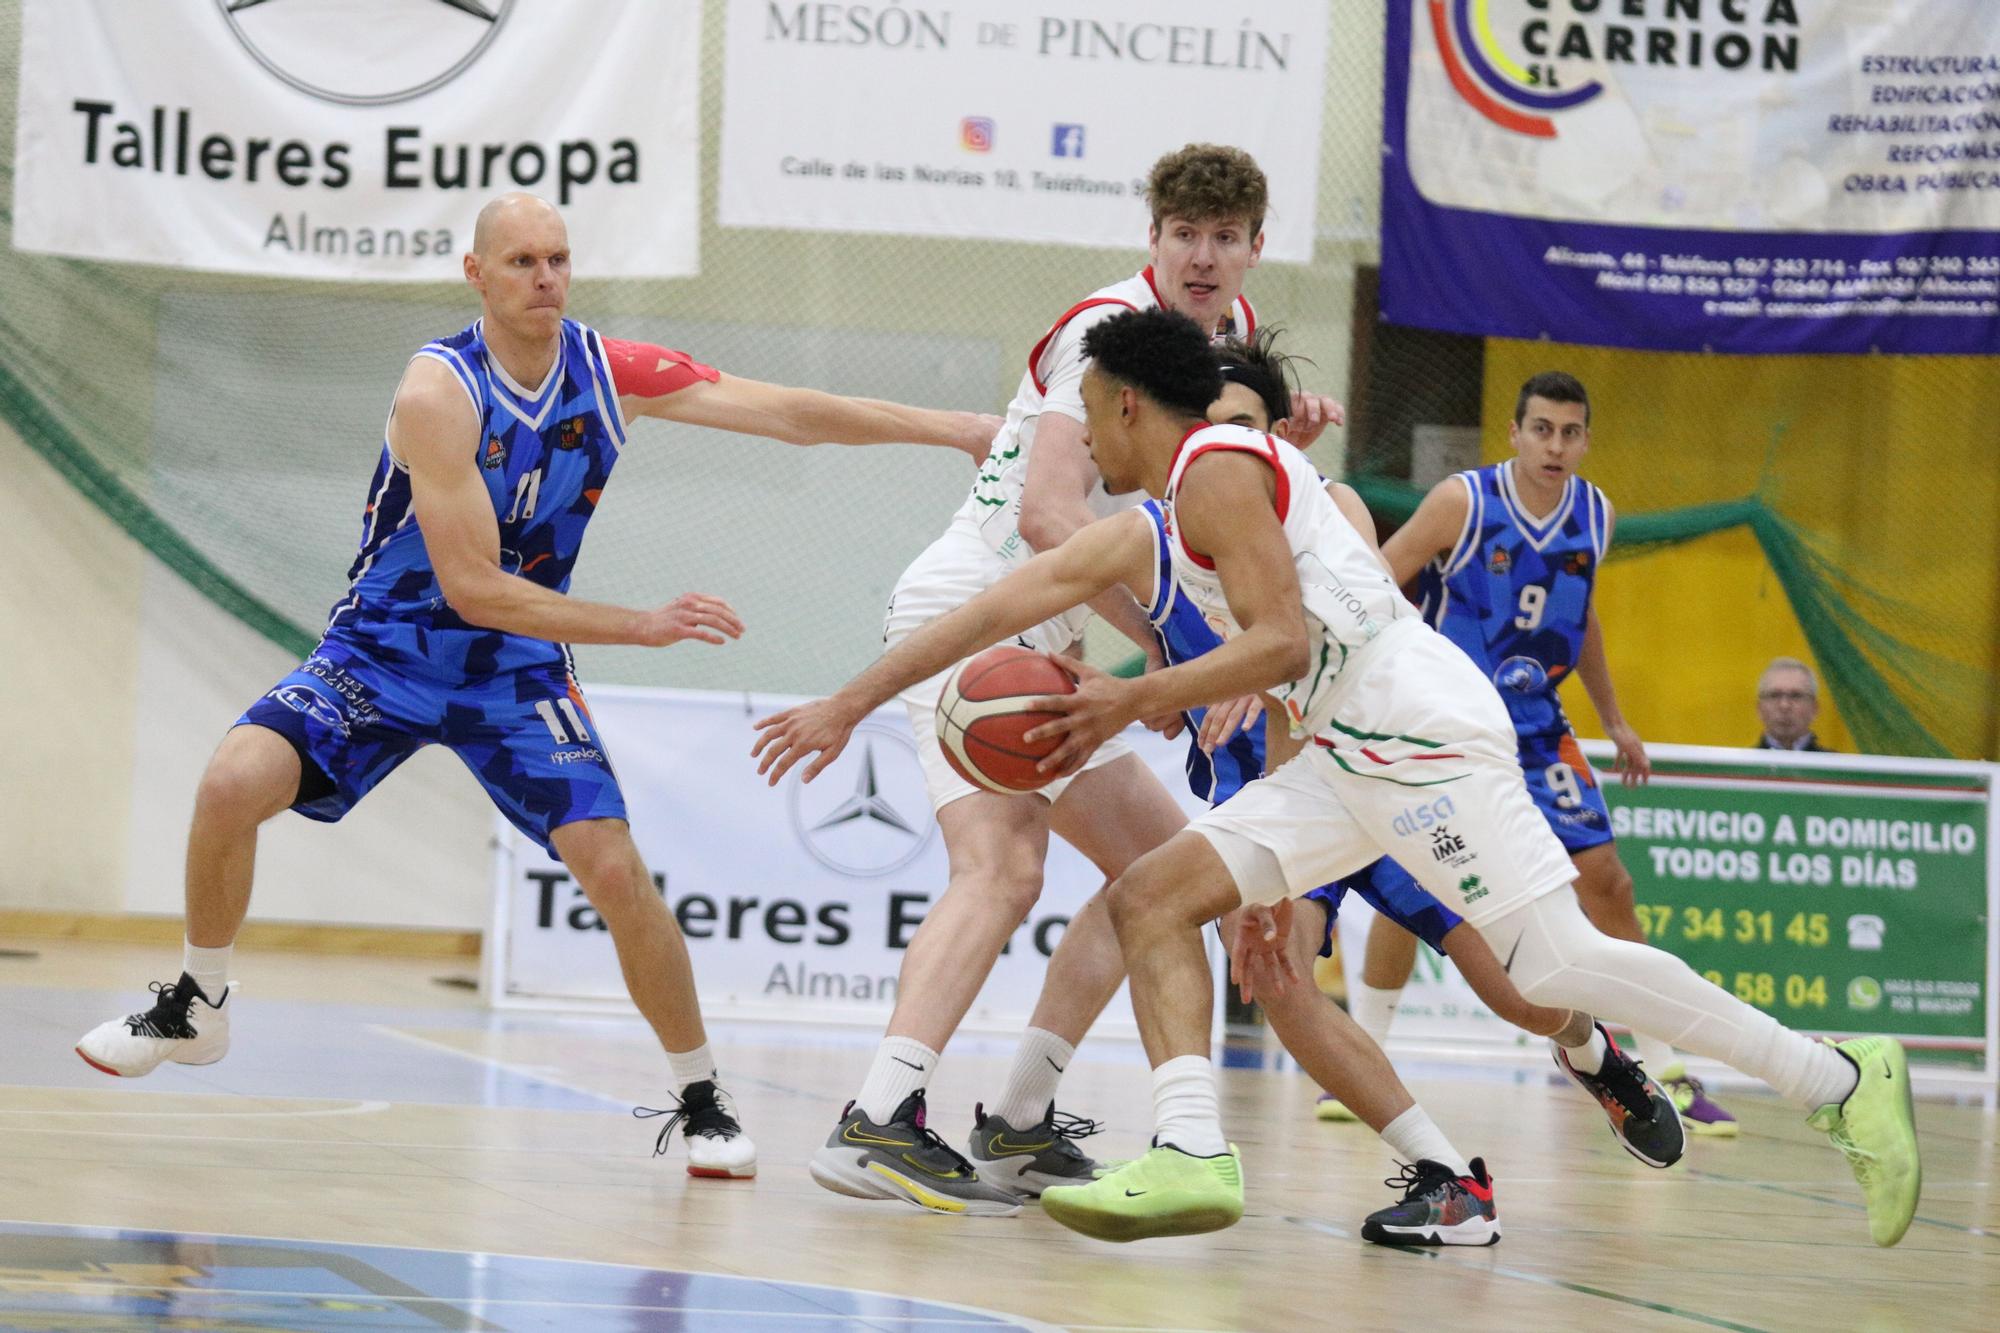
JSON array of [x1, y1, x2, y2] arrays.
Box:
[[1304, 857, 1464, 958], [237, 613, 625, 858]]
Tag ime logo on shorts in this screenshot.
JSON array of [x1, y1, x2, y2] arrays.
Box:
[[959, 116, 996, 152], [1050, 124, 1085, 158]]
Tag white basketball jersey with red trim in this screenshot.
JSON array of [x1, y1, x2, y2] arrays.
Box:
[[887, 270, 1253, 655], [1163, 425, 1416, 738]]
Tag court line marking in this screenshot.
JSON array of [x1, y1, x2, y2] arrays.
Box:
[[1282, 1217, 1771, 1333], [363, 1024, 633, 1107], [0, 1281, 1027, 1327], [0, 1219, 1065, 1333], [1684, 1168, 1996, 1241], [0, 1099, 391, 1119]]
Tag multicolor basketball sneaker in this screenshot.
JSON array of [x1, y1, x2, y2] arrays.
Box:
[[1808, 1036, 1921, 1247], [1552, 1022, 1686, 1168], [810, 1091, 1021, 1216], [1659, 1064, 1739, 1137], [1315, 1093, 1360, 1122], [1360, 1158, 1500, 1247], [1041, 1143, 1243, 1242]]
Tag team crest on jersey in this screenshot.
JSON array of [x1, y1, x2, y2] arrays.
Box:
[[558, 417, 586, 450], [1488, 546, 1512, 574], [1563, 551, 1593, 576], [482, 435, 506, 469]]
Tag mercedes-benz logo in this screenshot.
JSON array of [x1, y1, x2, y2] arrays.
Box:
[[788, 722, 936, 877], [219, 0, 515, 107]]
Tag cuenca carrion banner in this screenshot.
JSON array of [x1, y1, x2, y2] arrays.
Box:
[[717, 0, 1330, 261], [1381, 1, 2000, 353], [10, 0, 701, 280]]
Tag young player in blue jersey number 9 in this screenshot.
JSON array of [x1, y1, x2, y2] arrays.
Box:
[[1341, 373, 1737, 1135], [74, 193, 1001, 1181]]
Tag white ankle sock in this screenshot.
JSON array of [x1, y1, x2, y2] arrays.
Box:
[[1152, 1055, 1226, 1157], [1633, 1032, 1679, 1073], [183, 940, 231, 1003], [992, 1027, 1074, 1128], [1350, 983, 1402, 1050], [1487, 893, 1861, 1111], [668, 1043, 717, 1093], [858, 1037, 939, 1123], [1379, 1106, 1470, 1177], [1565, 1024, 1609, 1075]]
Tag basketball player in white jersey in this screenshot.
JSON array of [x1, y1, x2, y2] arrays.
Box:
[[752, 308, 1920, 1248], [790, 145, 1341, 1215]]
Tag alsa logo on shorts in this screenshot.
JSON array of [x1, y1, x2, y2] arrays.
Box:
[[1459, 873, 1488, 904], [557, 417, 586, 450], [1392, 794, 1456, 839], [483, 435, 506, 469]]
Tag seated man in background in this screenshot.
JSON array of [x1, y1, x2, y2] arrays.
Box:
[[1754, 657, 1832, 751]]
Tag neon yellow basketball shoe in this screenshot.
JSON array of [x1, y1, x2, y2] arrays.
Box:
[[1806, 1036, 1921, 1247], [1040, 1143, 1243, 1242]]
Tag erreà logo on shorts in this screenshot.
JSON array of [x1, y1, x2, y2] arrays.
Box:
[[1392, 794, 1455, 839], [218, 0, 516, 107]]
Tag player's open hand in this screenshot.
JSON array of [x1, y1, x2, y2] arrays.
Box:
[[1285, 393, 1345, 449], [1022, 654, 1133, 777], [634, 593, 744, 647], [1607, 720, 1652, 786], [750, 695, 864, 786], [1225, 901, 1300, 1004], [1198, 694, 1263, 755]]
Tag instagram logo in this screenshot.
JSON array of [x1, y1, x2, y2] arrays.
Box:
[[959, 116, 995, 153]]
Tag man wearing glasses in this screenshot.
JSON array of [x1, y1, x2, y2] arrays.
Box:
[[1755, 657, 1832, 752]]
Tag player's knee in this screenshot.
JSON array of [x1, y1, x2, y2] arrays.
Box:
[[193, 742, 298, 829], [950, 844, 1046, 927]]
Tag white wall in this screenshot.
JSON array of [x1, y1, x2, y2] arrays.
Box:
[[0, 419, 490, 929]]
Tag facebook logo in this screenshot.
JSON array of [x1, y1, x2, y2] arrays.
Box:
[[1050, 124, 1086, 158]]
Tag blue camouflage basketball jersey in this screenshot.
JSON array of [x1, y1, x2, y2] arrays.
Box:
[[239, 317, 640, 857], [1140, 500, 1262, 802], [327, 316, 629, 675], [1417, 462, 1609, 738], [1417, 461, 1615, 852]]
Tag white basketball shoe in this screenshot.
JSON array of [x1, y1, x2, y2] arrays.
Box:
[[76, 973, 232, 1077], [634, 1080, 758, 1179]]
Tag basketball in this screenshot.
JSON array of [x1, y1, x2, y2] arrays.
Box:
[[934, 645, 1077, 793]]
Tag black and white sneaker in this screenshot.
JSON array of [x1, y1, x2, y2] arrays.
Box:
[[1553, 1023, 1687, 1168], [809, 1090, 1021, 1215], [965, 1101, 1103, 1197], [634, 1080, 757, 1179], [76, 972, 231, 1077]]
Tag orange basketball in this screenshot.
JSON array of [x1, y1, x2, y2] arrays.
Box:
[[934, 646, 1077, 793]]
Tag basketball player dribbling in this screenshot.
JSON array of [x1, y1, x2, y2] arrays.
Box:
[[772, 145, 1343, 1216], [75, 193, 1000, 1180], [753, 309, 1920, 1250]]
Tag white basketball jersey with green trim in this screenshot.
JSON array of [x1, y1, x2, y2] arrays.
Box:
[[1163, 424, 1417, 739], [886, 270, 1253, 655]]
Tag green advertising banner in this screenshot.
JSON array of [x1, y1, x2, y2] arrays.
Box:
[[1583, 743, 1996, 1071]]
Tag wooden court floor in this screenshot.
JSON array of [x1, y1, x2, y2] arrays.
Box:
[[0, 939, 1993, 1332]]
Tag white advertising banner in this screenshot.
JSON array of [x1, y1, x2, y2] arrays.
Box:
[[718, 0, 1330, 261], [490, 686, 1214, 1037], [11, 0, 701, 280]]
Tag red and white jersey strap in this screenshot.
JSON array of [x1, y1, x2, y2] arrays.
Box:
[[1163, 425, 1290, 570], [1027, 296, 1138, 394]]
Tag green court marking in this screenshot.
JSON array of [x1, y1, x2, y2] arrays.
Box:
[[1684, 1168, 1995, 1242], [1283, 1217, 1771, 1332]]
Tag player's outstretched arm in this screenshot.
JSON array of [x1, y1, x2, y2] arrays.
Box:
[[395, 360, 744, 649], [1023, 452, 1311, 774], [1379, 475, 1471, 588], [612, 338, 998, 460], [750, 510, 1154, 785]]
